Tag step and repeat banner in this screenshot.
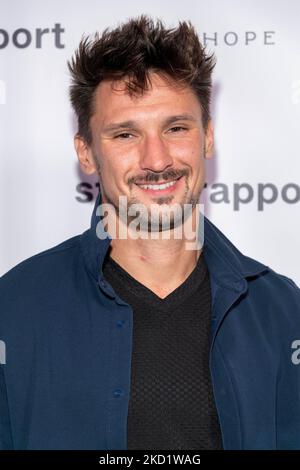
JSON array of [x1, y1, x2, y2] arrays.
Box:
[[0, 0, 299, 283]]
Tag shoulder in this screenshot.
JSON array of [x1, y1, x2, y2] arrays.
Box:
[[0, 234, 83, 303], [243, 260, 300, 331], [241, 250, 300, 300], [256, 263, 299, 295]]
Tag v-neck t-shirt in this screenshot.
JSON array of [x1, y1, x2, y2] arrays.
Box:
[[102, 249, 223, 450]]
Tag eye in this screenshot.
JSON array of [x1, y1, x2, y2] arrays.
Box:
[[168, 126, 188, 133], [114, 132, 134, 139]]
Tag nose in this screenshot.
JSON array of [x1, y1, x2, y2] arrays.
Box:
[[139, 134, 173, 173]]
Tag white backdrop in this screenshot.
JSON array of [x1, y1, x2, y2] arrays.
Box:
[[1, 0, 299, 283]]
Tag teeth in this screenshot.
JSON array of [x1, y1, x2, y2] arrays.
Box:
[[139, 179, 178, 190]]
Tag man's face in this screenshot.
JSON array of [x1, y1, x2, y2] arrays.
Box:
[[75, 71, 214, 231]]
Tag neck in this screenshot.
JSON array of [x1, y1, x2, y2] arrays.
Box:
[[106, 206, 202, 298]]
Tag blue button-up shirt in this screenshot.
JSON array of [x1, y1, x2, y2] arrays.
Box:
[[0, 193, 300, 449]]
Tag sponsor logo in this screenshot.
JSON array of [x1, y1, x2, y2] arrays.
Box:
[[76, 181, 300, 211], [0, 23, 65, 49], [202, 30, 275, 46], [0, 27, 274, 49]]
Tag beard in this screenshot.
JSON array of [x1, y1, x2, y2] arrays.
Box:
[[98, 175, 201, 234], [94, 151, 204, 233]]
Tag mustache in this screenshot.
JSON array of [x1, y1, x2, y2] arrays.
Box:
[[128, 168, 189, 185]]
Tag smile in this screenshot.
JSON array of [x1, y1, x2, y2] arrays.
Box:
[[135, 176, 183, 194]]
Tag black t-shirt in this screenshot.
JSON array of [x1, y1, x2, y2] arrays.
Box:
[[102, 249, 223, 450]]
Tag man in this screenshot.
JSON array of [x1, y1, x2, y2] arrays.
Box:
[[0, 14, 300, 450]]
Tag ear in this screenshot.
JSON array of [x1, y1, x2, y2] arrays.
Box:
[[204, 119, 214, 159], [74, 134, 97, 175]]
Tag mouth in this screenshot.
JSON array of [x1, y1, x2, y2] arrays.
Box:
[[134, 176, 183, 196]]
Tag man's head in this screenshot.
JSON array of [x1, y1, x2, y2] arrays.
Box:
[[68, 15, 216, 232]]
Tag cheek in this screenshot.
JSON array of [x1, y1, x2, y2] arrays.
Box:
[[169, 137, 202, 162], [100, 155, 133, 194]]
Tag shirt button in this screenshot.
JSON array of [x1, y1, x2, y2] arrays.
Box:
[[116, 320, 125, 327], [113, 388, 124, 398]]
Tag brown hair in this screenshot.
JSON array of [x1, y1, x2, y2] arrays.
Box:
[[68, 14, 216, 145]]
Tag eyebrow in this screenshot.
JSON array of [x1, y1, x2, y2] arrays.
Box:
[[102, 113, 198, 134]]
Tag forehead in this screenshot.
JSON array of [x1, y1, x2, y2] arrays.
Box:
[[92, 72, 202, 124]]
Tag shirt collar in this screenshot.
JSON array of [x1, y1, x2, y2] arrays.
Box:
[[80, 192, 269, 288]]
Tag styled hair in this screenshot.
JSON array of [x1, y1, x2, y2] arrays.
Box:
[[68, 14, 216, 145]]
